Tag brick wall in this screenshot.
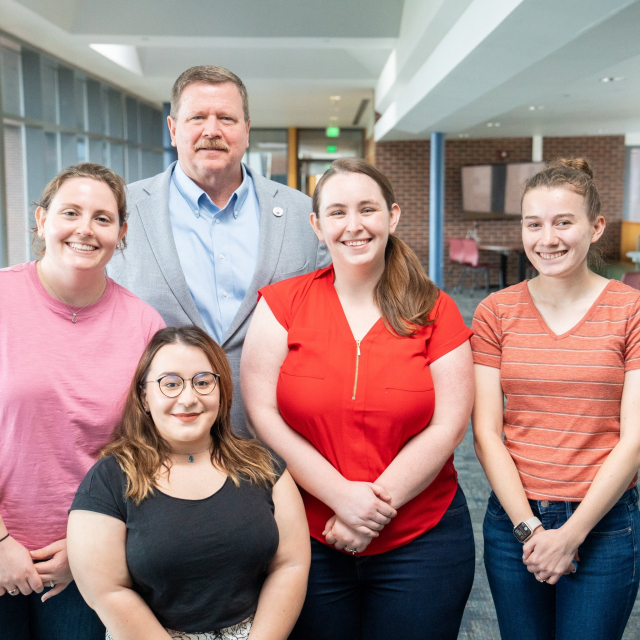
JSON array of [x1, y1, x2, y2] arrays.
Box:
[[375, 135, 626, 289]]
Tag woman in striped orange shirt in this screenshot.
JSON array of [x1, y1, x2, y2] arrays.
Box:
[[472, 158, 640, 640]]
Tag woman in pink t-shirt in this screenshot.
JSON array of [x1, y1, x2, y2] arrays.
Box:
[[0, 164, 165, 639]]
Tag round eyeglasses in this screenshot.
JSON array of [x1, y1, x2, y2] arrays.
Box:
[[141, 372, 220, 398]]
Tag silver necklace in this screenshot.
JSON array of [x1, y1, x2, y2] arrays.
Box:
[[172, 445, 212, 463], [38, 264, 107, 323]]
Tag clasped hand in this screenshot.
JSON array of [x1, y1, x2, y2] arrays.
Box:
[[324, 481, 397, 553], [522, 527, 580, 585], [0, 536, 72, 601]]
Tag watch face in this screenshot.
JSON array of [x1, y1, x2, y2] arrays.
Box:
[[514, 523, 532, 543]]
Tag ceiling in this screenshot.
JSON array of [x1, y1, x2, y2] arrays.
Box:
[[2, 0, 640, 141]]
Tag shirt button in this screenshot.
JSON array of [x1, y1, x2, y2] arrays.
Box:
[[220, 254, 224, 259], [541, 500, 550, 508], [215, 219, 220, 224], [222, 291, 228, 297]]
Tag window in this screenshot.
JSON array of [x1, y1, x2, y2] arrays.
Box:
[[0, 32, 164, 267]]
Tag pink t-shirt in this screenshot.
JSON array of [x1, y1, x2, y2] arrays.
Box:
[[0, 261, 165, 549]]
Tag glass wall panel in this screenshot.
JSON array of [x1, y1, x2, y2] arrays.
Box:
[[89, 137, 106, 165], [245, 129, 288, 185], [75, 76, 87, 131], [126, 96, 139, 143], [42, 57, 57, 124], [110, 142, 124, 178], [21, 49, 42, 120], [86, 79, 103, 134], [77, 136, 87, 162], [297, 128, 363, 196], [107, 89, 123, 139], [44, 131, 58, 182], [126, 146, 140, 183], [150, 108, 163, 148], [1, 45, 22, 116], [4, 123, 28, 265], [61, 132, 77, 168], [139, 103, 153, 146], [25, 126, 46, 236], [58, 66, 75, 128], [1, 33, 164, 266], [141, 149, 162, 178]]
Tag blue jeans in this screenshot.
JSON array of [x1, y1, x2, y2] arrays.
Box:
[[484, 487, 640, 640], [0, 581, 104, 640], [290, 484, 475, 640]]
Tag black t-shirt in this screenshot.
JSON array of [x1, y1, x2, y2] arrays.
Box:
[[71, 455, 284, 632]]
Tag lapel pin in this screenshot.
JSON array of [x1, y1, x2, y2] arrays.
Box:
[[272, 207, 283, 217]]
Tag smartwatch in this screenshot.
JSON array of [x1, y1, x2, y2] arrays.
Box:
[[513, 517, 542, 543]]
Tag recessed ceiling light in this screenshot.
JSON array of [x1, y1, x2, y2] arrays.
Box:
[[89, 44, 142, 75], [486, 122, 501, 127], [330, 95, 341, 101], [601, 76, 624, 83], [329, 116, 338, 121], [458, 133, 469, 138], [528, 106, 545, 111]]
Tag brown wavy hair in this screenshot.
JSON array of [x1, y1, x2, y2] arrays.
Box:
[[312, 158, 440, 337], [101, 326, 275, 503], [522, 157, 605, 268]]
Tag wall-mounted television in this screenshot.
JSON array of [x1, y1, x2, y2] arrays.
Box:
[[462, 162, 545, 218]]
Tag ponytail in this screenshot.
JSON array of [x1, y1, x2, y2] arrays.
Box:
[[374, 235, 440, 336]]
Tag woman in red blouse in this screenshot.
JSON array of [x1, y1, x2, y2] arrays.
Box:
[[241, 158, 475, 639]]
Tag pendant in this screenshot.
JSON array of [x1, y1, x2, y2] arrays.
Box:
[[188, 454, 195, 463], [72, 313, 77, 323]]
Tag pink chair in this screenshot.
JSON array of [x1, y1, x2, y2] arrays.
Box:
[[459, 239, 496, 295], [447, 238, 466, 291], [622, 272, 640, 290]]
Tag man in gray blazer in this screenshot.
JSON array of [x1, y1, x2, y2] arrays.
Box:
[[108, 65, 328, 437]]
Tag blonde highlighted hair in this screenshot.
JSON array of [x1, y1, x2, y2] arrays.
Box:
[[101, 326, 276, 503]]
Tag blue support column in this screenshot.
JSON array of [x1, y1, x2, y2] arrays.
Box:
[[163, 102, 178, 170], [429, 131, 445, 287]]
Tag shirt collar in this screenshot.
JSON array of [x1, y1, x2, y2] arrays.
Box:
[[173, 162, 251, 219]]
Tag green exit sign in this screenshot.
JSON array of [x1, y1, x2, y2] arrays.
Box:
[[326, 126, 340, 138], [326, 145, 337, 153]]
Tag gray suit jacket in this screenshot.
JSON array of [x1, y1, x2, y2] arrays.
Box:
[[107, 162, 329, 437]]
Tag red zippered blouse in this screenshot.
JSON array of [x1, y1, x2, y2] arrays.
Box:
[[259, 266, 472, 554]]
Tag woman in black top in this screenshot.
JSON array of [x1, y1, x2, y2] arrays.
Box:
[[67, 326, 310, 639]]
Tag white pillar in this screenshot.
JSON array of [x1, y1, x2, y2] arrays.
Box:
[[532, 135, 543, 162]]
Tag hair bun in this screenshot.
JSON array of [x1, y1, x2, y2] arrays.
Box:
[[552, 157, 594, 179]]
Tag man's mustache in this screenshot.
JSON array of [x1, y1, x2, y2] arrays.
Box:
[[194, 138, 230, 152]]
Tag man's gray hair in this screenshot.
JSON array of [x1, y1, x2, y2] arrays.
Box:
[[170, 65, 250, 122]]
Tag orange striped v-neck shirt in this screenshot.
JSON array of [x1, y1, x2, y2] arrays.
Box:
[[471, 280, 640, 501]]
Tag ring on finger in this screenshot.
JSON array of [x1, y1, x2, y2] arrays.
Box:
[[536, 575, 546, 583], [344, 547, 358, 555], [8, 588, 18, 595], [49, 580, 55, 588]]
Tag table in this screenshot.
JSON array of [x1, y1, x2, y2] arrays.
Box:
[[626, 251, 640, 271], [478, 243, 526, 289]]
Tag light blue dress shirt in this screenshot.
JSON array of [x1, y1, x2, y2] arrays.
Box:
[[168, 162, 260, 342]]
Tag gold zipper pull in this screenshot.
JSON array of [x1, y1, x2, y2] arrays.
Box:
[[352, 339, 361, 400]]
